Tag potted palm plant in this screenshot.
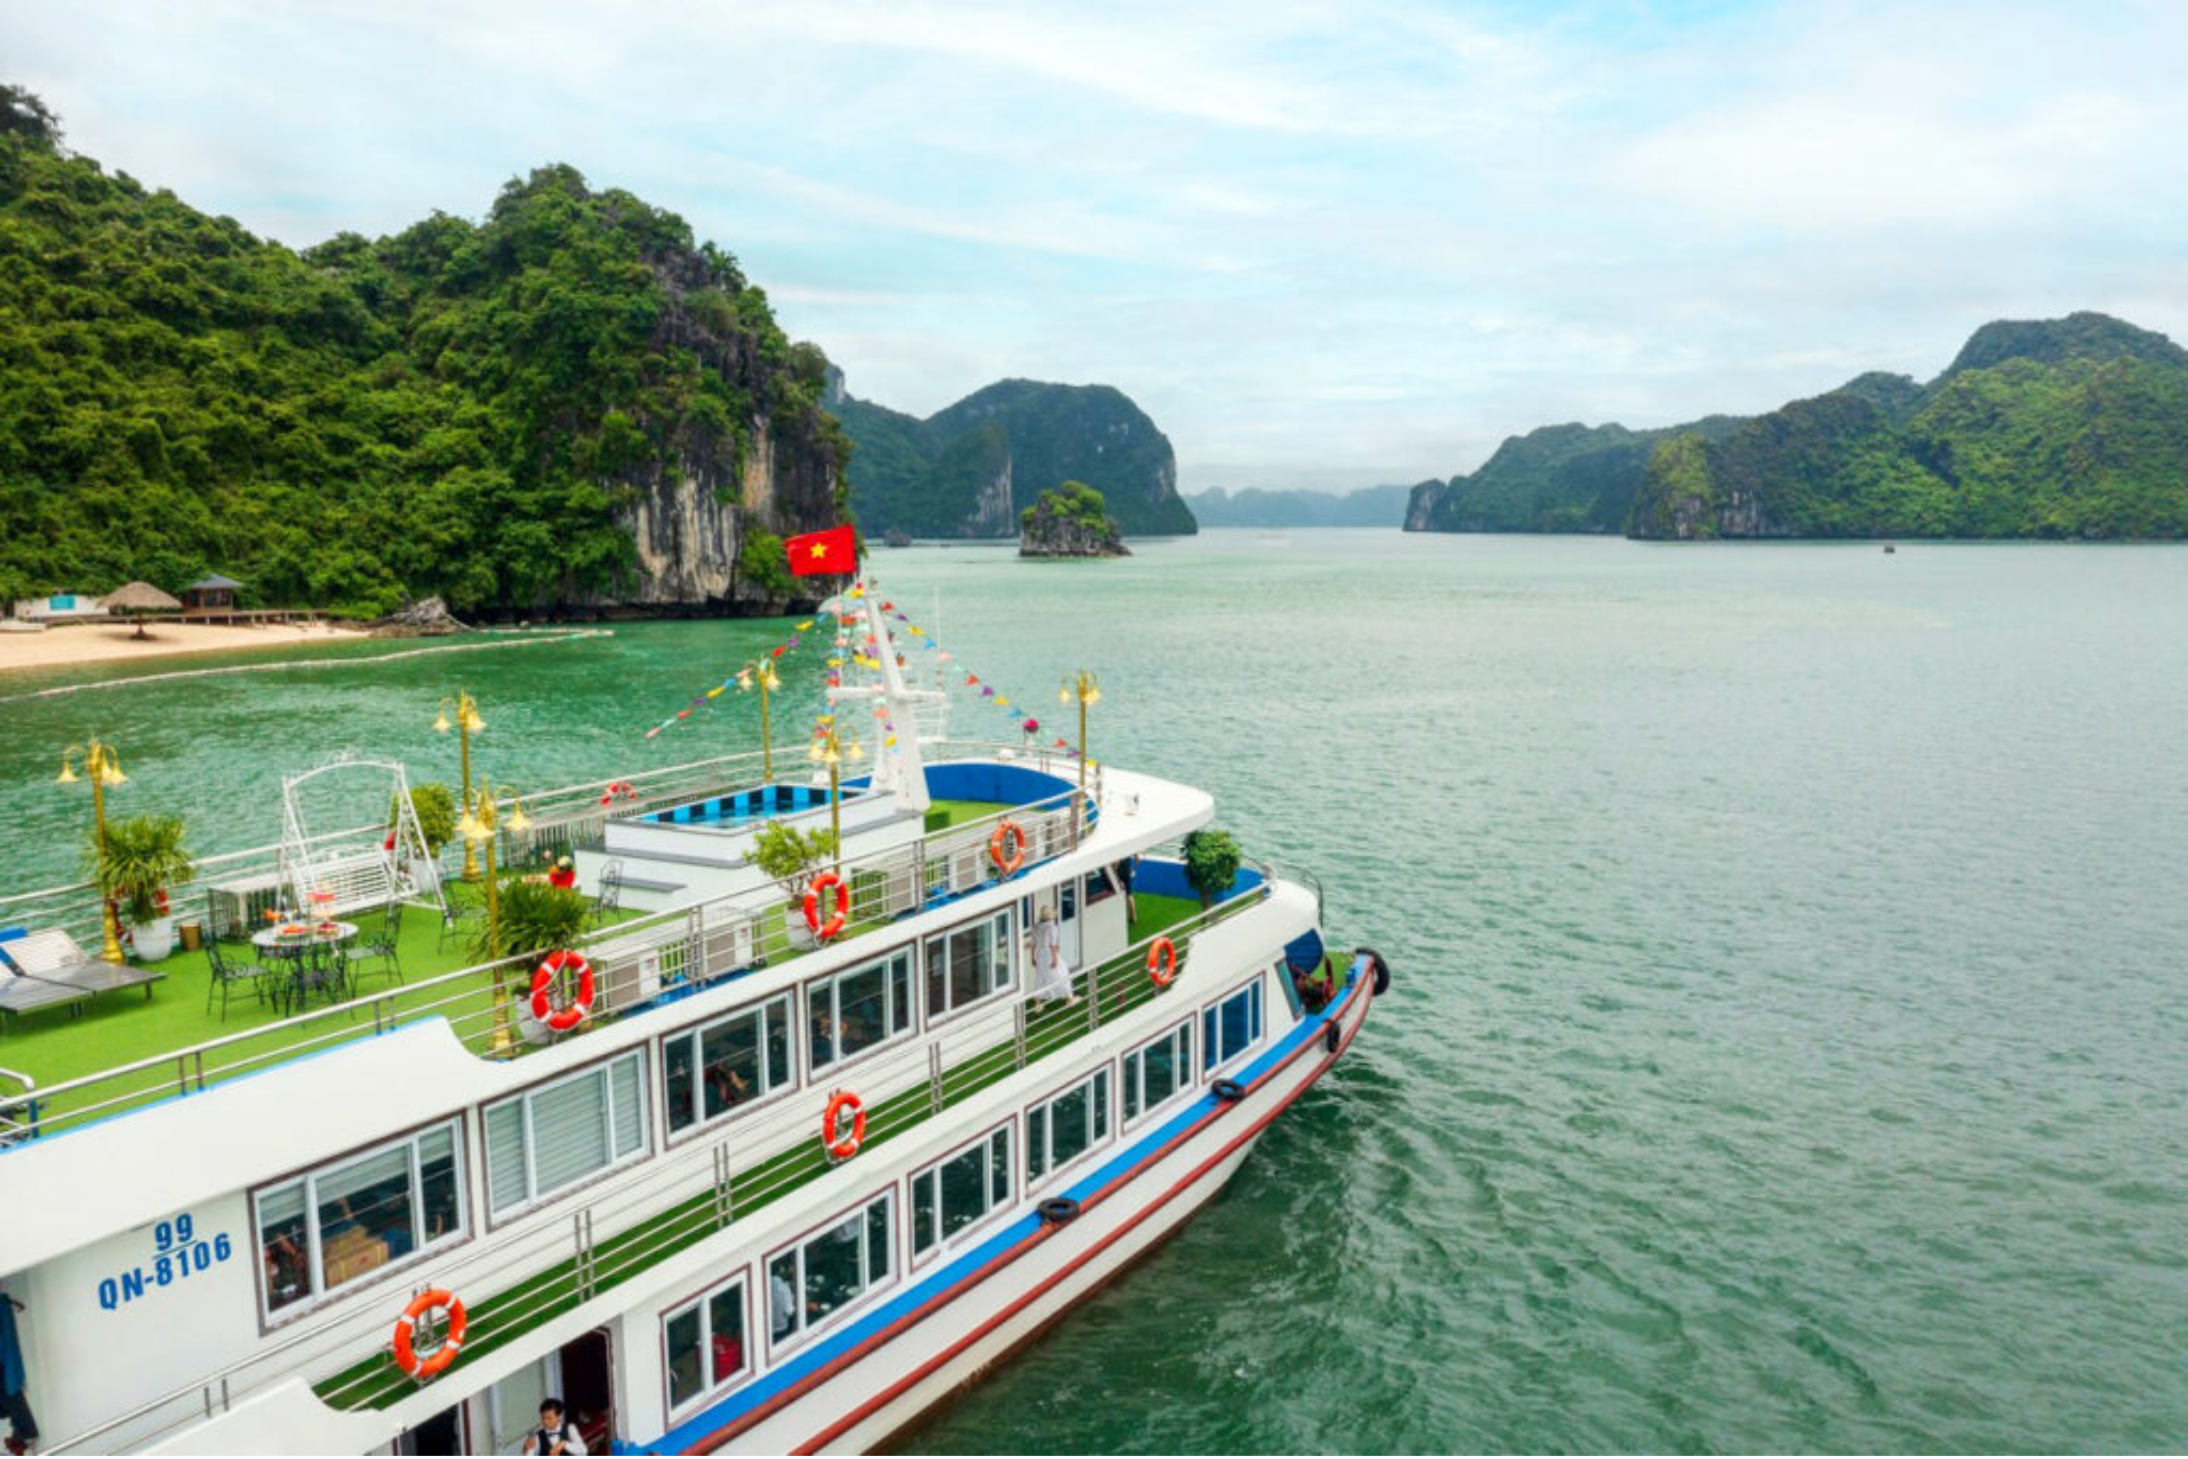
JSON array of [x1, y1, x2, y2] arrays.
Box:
[[92, 813, 197, 961], [751, 819, 838, 950]]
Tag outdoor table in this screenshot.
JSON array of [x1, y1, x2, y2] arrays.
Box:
[[252, 920, 359, 957], [252, 920, 360, 1012]]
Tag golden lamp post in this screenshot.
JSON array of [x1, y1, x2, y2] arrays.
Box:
[[807, 720, 863, 873], [457, 780, 532, 1055], [434, 691, 487, 881], [738, 660, 782, 781], [1059, 669, 1100, 834], [57, 739, 129, 963]]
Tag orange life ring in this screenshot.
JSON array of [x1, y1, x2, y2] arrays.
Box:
[[1147, 936, 1178, 988], [529, 949, 595, 1032], [392, 1287, 466, 1380], [821, 1089, 866, 1160], [803, 872, 849, 940], [989, 819, 1027, 876]]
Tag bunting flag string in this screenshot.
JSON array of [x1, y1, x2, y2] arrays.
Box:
[[856, 574, 1083, 759], [640, 615, 825, 739]]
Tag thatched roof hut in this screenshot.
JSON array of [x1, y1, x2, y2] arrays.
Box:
[[103, 580, 182, 638]]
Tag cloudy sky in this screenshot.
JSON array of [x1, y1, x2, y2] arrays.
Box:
[[10, 0, 2185, 490]]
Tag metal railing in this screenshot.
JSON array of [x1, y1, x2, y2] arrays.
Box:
[[1, 748, 1105, 1141], [52, 866, 1278, 1453]]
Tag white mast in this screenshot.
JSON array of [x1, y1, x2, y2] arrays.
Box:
[[824, 589, 940, 813]]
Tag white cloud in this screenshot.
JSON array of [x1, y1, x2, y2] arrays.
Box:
[[7, 0, 2187, 491]]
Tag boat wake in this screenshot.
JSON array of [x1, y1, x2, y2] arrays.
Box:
[[0, 629, 613, 703]]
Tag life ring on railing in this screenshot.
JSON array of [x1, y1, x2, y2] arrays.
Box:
[[822, 1089, 867, 1160], [528, 949, 595, 1032], [989, 819, 1027, 876], [1147, 936, 1178, 988], [803, 872, 849, 940], [392, 1288, 467, 1380]]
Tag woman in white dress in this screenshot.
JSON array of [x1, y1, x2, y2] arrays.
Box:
[[1029, 904, 1076, 1003]]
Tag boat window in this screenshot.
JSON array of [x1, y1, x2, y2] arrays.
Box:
[[910, 1124, 1014, 1258], [807, 947, 914, 1071], [1202, 980, 1265, 1072], [1026, 1067, 1112, 1187], [768, 1190, 895, 1349], [1084, 865, 1117, 904], [1123, 1021, 1194, 1125], [254, 1119, 466, 1319], [483, 1050, 650, 1219], [665, 995, 793, 1136], [923, 910, 1013, 1021], [664, 1274, 749, 1414]]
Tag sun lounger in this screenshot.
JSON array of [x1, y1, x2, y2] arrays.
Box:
[[0, 928, 164, 1008]]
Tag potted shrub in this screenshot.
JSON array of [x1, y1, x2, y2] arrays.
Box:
[[1182, 828, 1243, 909], [751, 819, 838, 950], [478, 878, 593, 1045], [92, 813, 197, 961]]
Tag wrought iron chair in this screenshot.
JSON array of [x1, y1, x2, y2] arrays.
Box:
[[291, 940, 351, 1012], [204, 935, 272, 1022], [355, 899, 404, 987], [595, 859, 626, 918]]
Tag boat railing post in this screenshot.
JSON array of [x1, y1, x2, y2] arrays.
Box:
[[929, 1041, 944, 1114], [713, 1140, 735, 1229], [574, 1208, 596, 1302], [1013, 999, 1028, 1070]]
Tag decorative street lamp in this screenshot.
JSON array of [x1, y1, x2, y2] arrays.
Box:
[[57, 739, 129, 963], [807, 720, 863, 873], [1059, 669, 1101, 837], [738, 660, 783, 781], [458, 779, 532, 1055], [434, 690, 487, 881]]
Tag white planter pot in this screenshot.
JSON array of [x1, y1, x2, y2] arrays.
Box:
[[132, 915, 176, 963], [784, 907, 817, 950]]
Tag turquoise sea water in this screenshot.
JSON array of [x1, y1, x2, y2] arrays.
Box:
[[5, 532, 2185, 1452]]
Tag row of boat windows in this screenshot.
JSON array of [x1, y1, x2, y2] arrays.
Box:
[[662, 982, 1266, 1418], [251, 921, 1268, 1326]]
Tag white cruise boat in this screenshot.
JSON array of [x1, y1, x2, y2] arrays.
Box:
[[0, 591, 1384, 1456]]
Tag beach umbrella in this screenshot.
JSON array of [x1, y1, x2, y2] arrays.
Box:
[[102, 580, 182, 639]]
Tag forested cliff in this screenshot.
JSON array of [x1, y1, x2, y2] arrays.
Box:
[[0, 104, 847, 616], [832, 375, 1197, 538], [1408, 313, 2188, 540]]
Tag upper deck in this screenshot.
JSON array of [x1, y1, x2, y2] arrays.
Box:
[[0, 740, 1236, 1154]]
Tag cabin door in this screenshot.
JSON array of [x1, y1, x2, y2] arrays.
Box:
[[560, 1327, 616, 1456], [393, 1404, 466, 1455]]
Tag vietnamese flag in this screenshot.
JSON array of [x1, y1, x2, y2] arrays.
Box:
[[786, 523, 857, 576]]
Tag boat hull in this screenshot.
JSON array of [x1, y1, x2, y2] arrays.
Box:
[[699, 964, 1375, 1456]]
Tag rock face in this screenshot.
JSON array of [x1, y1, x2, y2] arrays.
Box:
[[1019, 482, 1130, 558], [833, 375, 1196, 538], [370, 597, 466, 636]]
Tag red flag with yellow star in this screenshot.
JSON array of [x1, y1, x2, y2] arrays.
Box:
[[785, 523, 856, 576]]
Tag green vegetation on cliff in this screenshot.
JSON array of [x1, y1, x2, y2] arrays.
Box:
[[0, 101, 845, 614], [1631, 314, 2188, 539], [833, 376, 1196, 538], [1410, 312, 2188, 541]]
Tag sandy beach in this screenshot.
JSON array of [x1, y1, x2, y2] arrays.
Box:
[[0, 619, 368, 674]]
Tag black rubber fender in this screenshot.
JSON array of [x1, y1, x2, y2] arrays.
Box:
[[1212, 1077, 1248, 1102], [1038, 1196, 1081, 1224], [1323, 1020, 1342, 1055], [1358, 946, 1392, 997]]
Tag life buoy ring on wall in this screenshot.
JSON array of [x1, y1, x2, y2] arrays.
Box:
[[989, 819, 1027, 876], [528, 949, 595, 1032], [392, 1288, 467, 1380], [822, 1089, 867, 1160], [1147, 936, 1178, 988], [804, 872, 849, 940]]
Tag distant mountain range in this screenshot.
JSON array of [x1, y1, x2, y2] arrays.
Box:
[[1184, 484, 1410, 528], [1407, 312, 2188, 540], [830, 375, 1197, 538]]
